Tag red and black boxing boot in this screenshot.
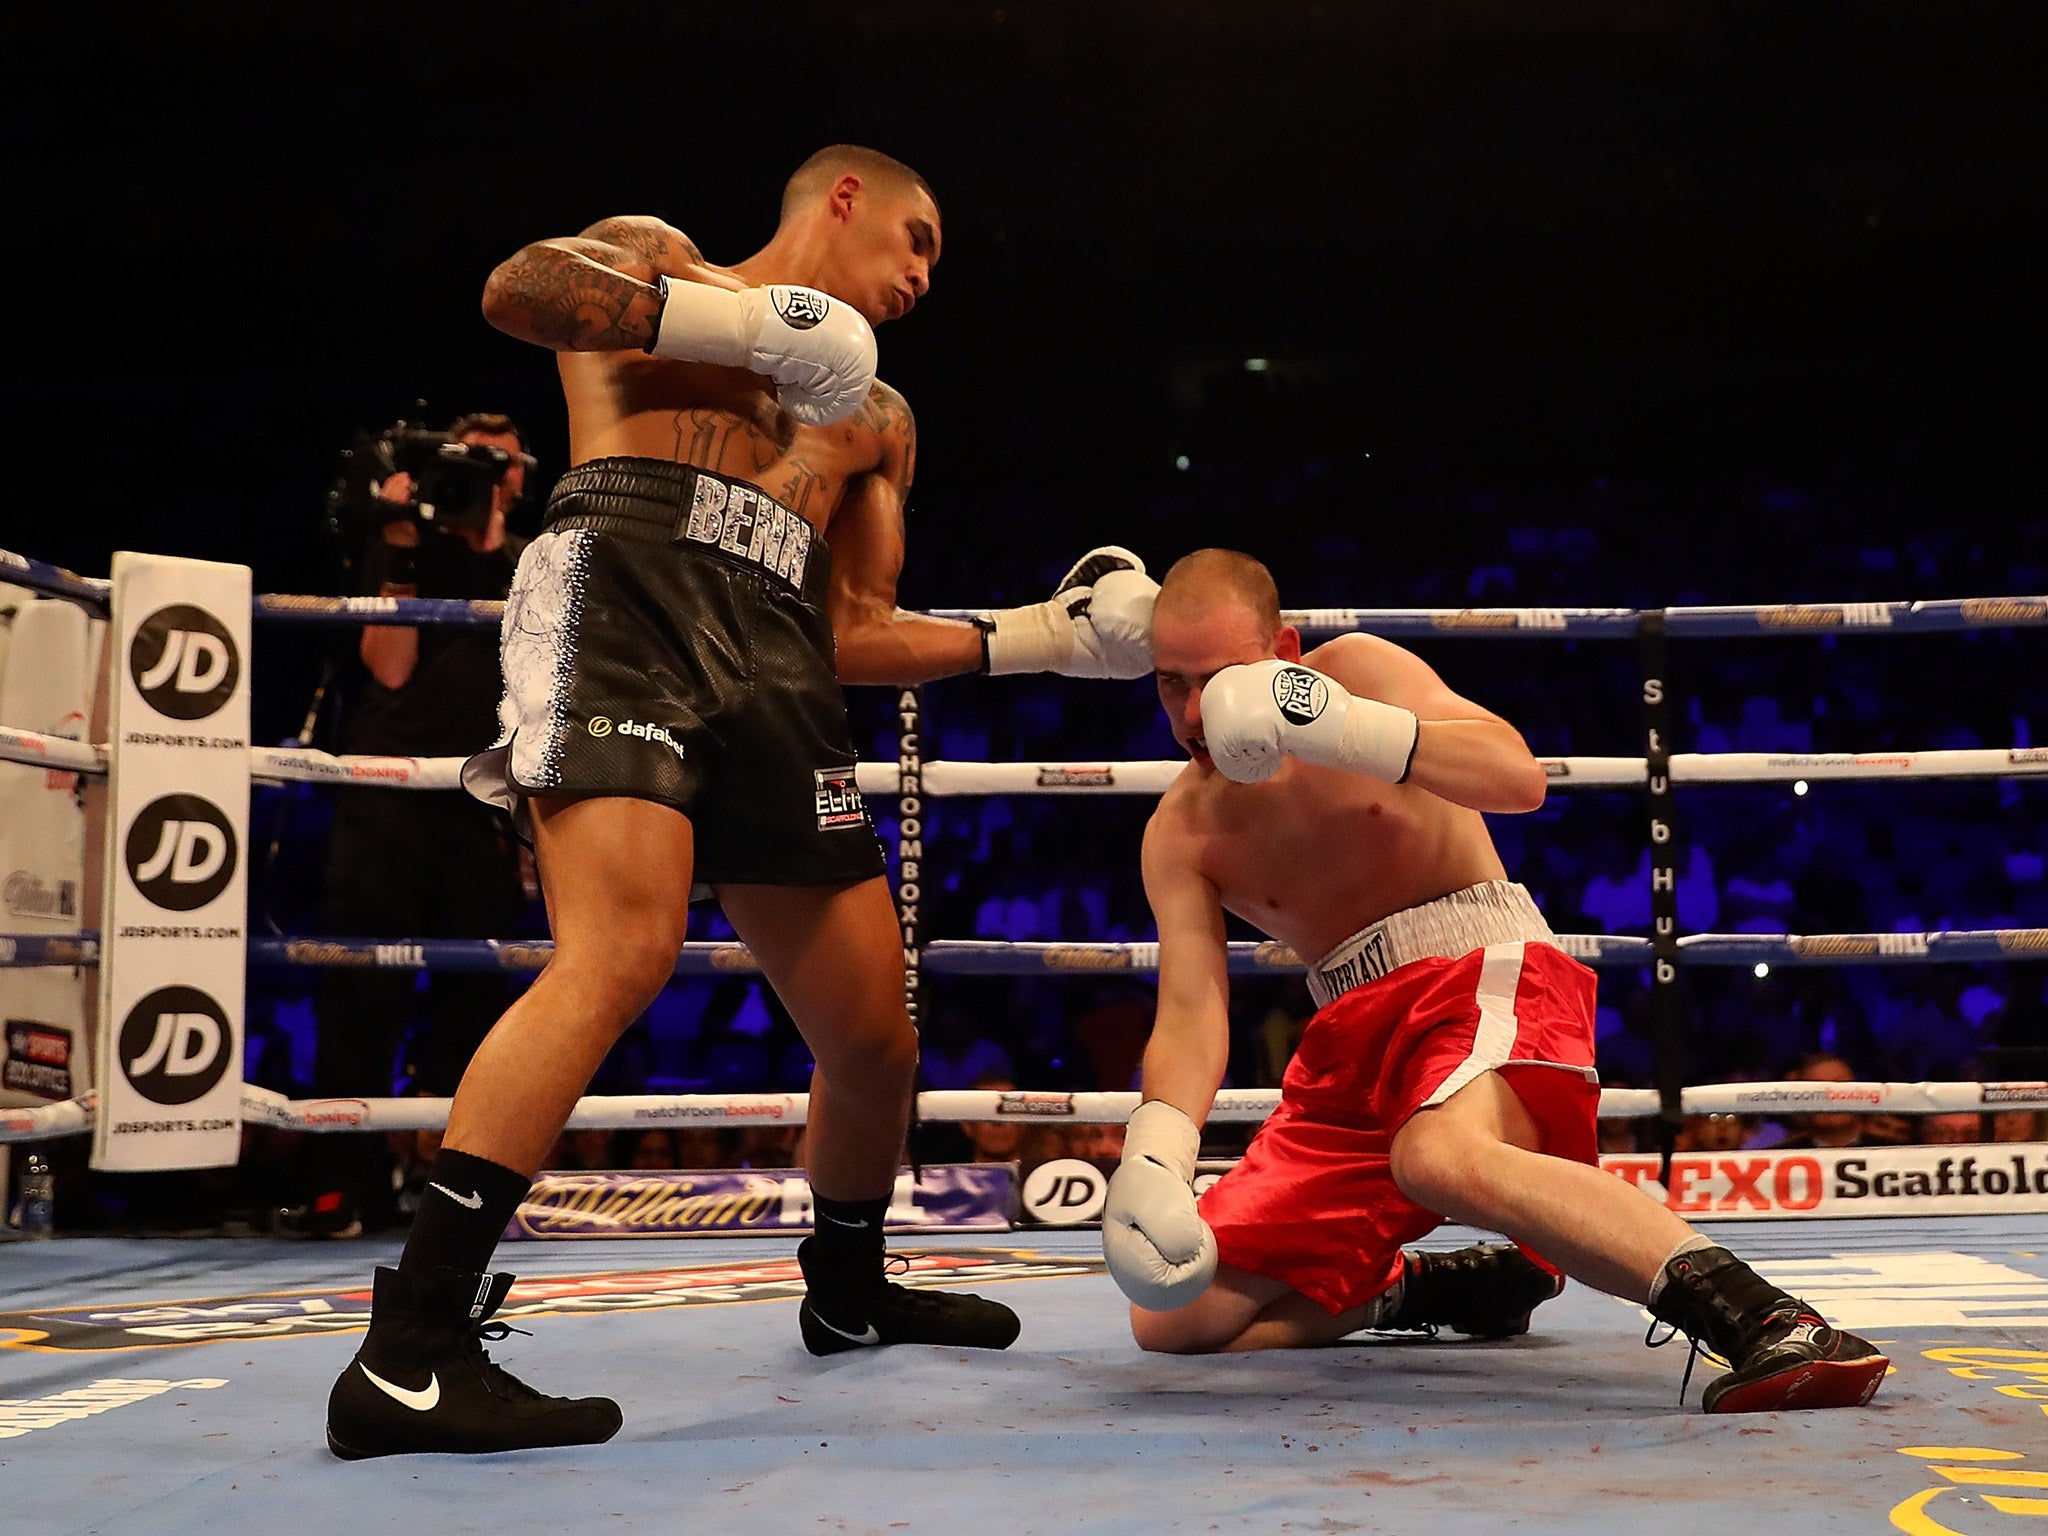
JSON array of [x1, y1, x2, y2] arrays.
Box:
[[327, 1266, 622, 1459], [1647, 1243, 1888, 1412], [1381, 1242, 1565, 1339]]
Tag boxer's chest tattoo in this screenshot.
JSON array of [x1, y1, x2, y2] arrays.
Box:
[[773, 457, 829, 516], [675, 408, 788, 473], [671, 412, 842, 516]]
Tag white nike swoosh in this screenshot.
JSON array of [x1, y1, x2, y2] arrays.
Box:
[[811, 1310, 881, 1346], [359, 1363, 441, 1412], [429, 1183, 483, 1210]]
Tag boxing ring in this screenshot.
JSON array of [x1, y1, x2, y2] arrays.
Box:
[[5, 547, 2048, 1533]]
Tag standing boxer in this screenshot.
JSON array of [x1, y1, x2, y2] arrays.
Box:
[[326, 145, 1159, 1459], [1104, 549, 1887, 1413]]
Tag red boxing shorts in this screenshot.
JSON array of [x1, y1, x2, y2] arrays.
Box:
[[1197, 883, 1600, 1316]]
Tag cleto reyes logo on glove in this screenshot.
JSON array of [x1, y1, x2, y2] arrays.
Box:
[[1270, 666, 1329, 726], [771, 287, 832, 330]]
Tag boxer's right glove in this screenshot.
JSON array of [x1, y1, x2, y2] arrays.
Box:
[[1103, 1100, 1218, 1311], [648, 276, 877, 426], [1200, 659, 1419, 786], [978, 546, 1159, 679]]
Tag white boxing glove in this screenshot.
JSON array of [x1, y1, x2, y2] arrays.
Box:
[[1103, 1100, 1218, 1311], [980, 546, 1159, 679], [648, 276, 877, 426], [1200, 659, 1419, 786]]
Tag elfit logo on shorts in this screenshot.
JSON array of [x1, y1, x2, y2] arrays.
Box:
[[772, 288, 831, 330], [129, 606, 240, 720], [814, 767, 867, 830], [124, 794, 238, 911], [1271, 666, 1329, 726], [118, 985, 233, 1105]]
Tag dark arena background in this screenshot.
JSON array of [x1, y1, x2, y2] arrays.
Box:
[[4, 4, 2048, 1532]]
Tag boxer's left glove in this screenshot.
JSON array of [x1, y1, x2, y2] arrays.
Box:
[[648, 277, 877, 426], [1200, 659, 1419, 785], [978, 546, 1158, 678], [1103, 1101, 1217, 1311]]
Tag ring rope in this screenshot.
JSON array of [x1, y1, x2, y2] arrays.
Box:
[[6, 547, 2048, 638], [7, 1078, 2047, 1145], [3, 726, 2043, 792], [6, 928, 2047, 975]]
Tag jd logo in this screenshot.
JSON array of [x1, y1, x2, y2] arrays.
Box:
[[118, 986, 233, 1105], [1021, 1158, 1107, 1226], [130, 606, 240, 721], [124, 795, 237, 911]]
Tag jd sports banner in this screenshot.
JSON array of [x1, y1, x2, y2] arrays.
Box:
[[94, 555, 251, 1171]]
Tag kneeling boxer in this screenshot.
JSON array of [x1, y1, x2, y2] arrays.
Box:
[[1104, 549, 1887, 1413], [326, 145, 1161, 1460]]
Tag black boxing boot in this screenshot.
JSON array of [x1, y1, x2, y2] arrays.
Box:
[[797, 1237, 1022, 1355], [1648, 1243, 1888, 1412], [326, 1266, 622, 1458], [1380, 1242, 1565, 1339]]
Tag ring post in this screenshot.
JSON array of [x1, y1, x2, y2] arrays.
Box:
[[895, 686, 926, 1032], [896, 685, 927, 1172], [92, 554, 252, 1171], [1639, 609, 1685, 1181]]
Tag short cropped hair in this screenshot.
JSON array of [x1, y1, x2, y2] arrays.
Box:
[[781, 144, 936, 222], [447, 411, 526, 451], [1156, 548, 1282, 635]]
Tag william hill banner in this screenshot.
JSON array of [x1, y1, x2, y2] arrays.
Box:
[[506, 1165, 1015, 1240]]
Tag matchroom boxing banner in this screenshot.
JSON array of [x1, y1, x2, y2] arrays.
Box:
[[93, 554, 251, 1171]]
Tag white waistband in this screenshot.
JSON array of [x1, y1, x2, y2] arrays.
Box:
[[1305, 882, 1556, 1009]]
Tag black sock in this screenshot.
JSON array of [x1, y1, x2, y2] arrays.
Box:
[[810, 1194, 888, 1263], [398, 1148, 531, 1280]]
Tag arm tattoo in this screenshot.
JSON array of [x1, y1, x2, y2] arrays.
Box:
[[578, 217, 705, 272], [486, 245, 661, 351], [861, 385, 917, 487]]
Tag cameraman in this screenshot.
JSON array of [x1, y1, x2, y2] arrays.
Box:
[[280, 412, 533, 1237]]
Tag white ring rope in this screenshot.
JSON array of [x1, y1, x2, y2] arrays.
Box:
[[7, 1079, 2046, 1144], [3, 726, 2044, 792]]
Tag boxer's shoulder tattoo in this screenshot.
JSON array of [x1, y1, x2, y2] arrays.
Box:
[[860, 383, 917, 484], [577, 215, 705, 273]]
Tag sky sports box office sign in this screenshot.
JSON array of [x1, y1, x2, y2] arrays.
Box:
[[94, 555, 251, 1171]]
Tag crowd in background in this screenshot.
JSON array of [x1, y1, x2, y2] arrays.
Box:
[[54, 403, 2042, 1232], [230, 429, 2041, 1180]]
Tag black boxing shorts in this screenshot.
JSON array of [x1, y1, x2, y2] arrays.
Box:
[[461, 456, 886, 890]]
